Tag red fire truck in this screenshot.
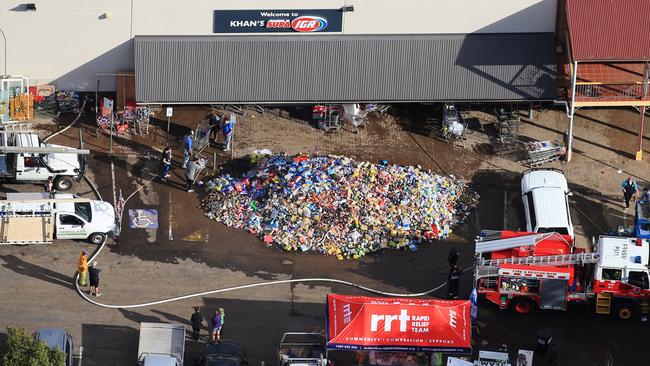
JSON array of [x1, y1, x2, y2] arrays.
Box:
[[474, 230, 650, 320]]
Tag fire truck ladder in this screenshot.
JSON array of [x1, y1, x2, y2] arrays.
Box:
[[475, 252, 600, 279]]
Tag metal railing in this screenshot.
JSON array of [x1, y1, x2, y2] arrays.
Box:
[[574, 83, 646, 99]]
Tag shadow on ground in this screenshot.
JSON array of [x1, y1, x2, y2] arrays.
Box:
[[81, 324, 139, 366], [0, 255, 74, 290]]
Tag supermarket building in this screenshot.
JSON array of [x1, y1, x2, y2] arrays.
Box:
[[0, 0, 559, 104]]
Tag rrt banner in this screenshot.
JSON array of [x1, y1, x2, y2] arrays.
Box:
[[326, 294, 471, 353]]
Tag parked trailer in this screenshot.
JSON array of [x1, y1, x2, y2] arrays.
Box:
[[474, 230, 650, 320], [137, 323, 186, 366], [277, 332, 327, 366]]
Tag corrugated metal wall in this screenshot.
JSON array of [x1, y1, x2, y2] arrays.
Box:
[[135, 34, 557, 104]]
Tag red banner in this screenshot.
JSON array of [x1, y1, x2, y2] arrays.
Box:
[[326, 294, 471, 353]]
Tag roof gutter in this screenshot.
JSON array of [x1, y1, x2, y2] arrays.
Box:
[[136, 99, 558, 106], [574, 58, 650, 63]]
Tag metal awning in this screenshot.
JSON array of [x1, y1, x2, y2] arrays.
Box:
[[135, 33, 557, 104]]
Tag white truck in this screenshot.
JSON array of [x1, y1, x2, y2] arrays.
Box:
[[137, 323, 186, 366], [0, 128, 89, 191], [0, 192, 116, 245]]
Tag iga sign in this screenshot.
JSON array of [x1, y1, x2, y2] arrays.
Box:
[[327, 294, 472, 353], [213, 9, 342, 33]]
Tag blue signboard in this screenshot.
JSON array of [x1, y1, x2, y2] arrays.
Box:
[[213, 9, 343, 33]]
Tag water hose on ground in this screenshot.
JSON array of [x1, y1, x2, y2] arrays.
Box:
[[44, 98, 88, 142]]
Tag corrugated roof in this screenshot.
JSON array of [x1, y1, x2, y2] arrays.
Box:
[[135, 34, 556, 104], [567, 0, 650, 61]]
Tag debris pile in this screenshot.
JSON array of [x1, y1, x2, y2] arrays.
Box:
[[202, 154, 478, 259]]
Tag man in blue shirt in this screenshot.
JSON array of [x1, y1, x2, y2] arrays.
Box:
[[182, 130, 194, 169], [222, 113, 235, 151], [621, 177, 639, 209]]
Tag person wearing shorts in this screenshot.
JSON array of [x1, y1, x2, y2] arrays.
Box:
[[89, 261, 102, 296], [211, 308, 222, 342]]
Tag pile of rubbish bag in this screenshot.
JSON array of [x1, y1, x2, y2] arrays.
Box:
[[201, 154, 478, 259]]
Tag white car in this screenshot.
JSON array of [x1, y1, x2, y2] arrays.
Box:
[[521, 168, 574, 238]]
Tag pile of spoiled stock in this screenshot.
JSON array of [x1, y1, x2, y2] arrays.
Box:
[[201, 154, 478, 259]]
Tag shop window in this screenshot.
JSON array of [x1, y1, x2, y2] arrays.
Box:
[[628, 271, 649, 289], [499, 276, 540, 294], [601, 268, 622, 281]]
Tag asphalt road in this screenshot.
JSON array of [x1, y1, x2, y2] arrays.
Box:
[[0, 153, 647, 366]]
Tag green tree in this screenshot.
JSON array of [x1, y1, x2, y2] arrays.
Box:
[[1, 327, 66, 366]]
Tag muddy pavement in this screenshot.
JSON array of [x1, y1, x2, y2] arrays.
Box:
[[3, 104, 647, 365], [82, 152, 646, 365], [94, 152, 474, 294]]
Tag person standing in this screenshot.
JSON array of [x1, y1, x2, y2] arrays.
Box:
[[208, 111, 221, 144], [448, 247, 459, 268], [621, 177, 639, 210], [447, 265, 462, 300], [222, 114, 235, 151], [77, 250, 89, 286], [161, 146, 172, 180], [182, 130, 194, 169], [44, 176, 54, 196], [190, 307, 204, 341], [185, 157, 199, 193], [89, 261, 102, 297], [211, 308, 222, 342], [218, 308, 225, 337]]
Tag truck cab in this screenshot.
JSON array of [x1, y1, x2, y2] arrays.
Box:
[[593, 236, 650, 293], [52, 194, 116, 244]]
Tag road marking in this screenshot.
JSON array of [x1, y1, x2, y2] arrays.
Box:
[[182, 229, 204, 242], [503, 190, 507, 229], [168, 191, 173, 241], [110, 160, 116, 209]]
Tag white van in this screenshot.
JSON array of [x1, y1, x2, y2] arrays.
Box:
[[0, 192, 116, 244], [521, 168, 574, 238]]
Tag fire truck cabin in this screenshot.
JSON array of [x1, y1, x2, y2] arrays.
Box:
[[593, 237, 650, 296]]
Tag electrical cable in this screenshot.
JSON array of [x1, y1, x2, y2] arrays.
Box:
[[406, 131, 450, 177]]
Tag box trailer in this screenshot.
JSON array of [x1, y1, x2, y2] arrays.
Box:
[[137, 323, 186, 366]]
